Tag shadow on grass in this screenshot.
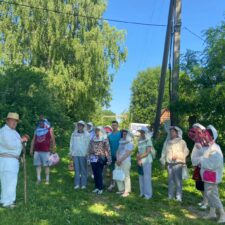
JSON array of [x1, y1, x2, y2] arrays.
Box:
[[0, 150, 221, 225]]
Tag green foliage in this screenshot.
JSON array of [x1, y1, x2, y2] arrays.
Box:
[[0, 65, 72, 145], [0, 0, 127, 136], [88, 108, 116, 126], [130, 67, 169, 125], [101, 109, 116, 126], [178, 20, 225, 149], [119, 111, 130, 129]]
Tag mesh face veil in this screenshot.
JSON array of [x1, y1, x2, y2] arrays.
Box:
[[188, 127, 213, 146]]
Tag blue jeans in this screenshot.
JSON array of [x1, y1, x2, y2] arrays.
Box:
[[73, 156, 87, 187]]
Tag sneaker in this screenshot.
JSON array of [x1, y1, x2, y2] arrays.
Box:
[[3, 204, 16, 209], [121, 192, 129, 198], [198, 202, 204, 206], [218, 213, 225, 223], [116, 191, 124, 195], [144, 196, 151, 200], [74, 185, 80, 190], [97, 190, 103, 195], [92, 188, 99, 193], [168, 196, 174, 200], [107, 184, 115, 191], [176, 195, 182, 202], [200, 204, 208, 210], [81, 186, 86, 190], [203, 213, 217, 220], [45, 181, 50, 185]]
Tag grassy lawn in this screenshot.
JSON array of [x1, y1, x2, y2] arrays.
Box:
[[0, 149, 224, 225]]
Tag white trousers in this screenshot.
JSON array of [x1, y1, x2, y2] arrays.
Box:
[[116, 161, 131, 193], [204, 182, 223, 209], [139, 162, 152, 198], [0, 158, 19, 206]]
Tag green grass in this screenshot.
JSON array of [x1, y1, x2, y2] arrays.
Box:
[[0, 149, 224, 225]]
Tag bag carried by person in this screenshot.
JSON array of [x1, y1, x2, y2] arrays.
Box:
[[192, 166, 201, 181], [98, 156, 107, 165], [113, 168, 125, 181], [203, 170, 216, 183], [137, 165, 144, 175], [68, 161, 74, 171], [48, 153, 60, 166], [182, 165, 189, 180]]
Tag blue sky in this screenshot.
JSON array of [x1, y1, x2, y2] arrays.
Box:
[[104, 0, 225, 115]]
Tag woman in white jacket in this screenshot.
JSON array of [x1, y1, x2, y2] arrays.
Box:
[[200, 125, 225, 223], [190, 123, 208, 209], [115, 129, 133, 197], [160, 126, 189, 202], [69, 121, 90, 189]]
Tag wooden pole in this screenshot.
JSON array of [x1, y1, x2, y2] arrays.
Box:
[[153, 0, 175, 138], [171, 0, 182, 126], [23, 143, 27, 205]]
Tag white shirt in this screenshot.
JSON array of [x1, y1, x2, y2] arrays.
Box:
[[69, 130, 90, 157], [191, 144, 208, 166], [117, 142, 133, 163], [160, 138, 189, 165], [200, 143, 224, 184], [0, 125, 22, 157]]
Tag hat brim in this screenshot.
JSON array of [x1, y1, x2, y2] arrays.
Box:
[[6, 117, 20, 122], [77, 122, 85, 126], [138, 129, 146, 133]]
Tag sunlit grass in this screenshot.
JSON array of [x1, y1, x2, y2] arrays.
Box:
[[0, 148, 223, 225]]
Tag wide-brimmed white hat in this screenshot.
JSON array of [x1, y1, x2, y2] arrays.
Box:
[[207, 125, 218, 140], [77, 120, 85, 126], [87, 122, 93, 127], [6, 112, 20, 121], [138, 126, 149, 133], [193, 123, 205, 130], [170, 126, 183, 138]]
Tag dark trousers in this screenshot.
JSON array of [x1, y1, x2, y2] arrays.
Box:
[[91, 162, 104, 190]]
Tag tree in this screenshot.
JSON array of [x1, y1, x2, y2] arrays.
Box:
[[0, 65, 72, 144], [0, 0, 127, 122], [130, 67, 169, 125], [178, 20, 225, 148], [101, 109, 116, 125]]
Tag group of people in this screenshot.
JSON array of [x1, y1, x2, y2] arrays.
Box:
[[0, 112, 224, 223], [69, 120, 155, 199]]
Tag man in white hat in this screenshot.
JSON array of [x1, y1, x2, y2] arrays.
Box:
[[69, 120, 90, 189], [0, 112, 28, 208]]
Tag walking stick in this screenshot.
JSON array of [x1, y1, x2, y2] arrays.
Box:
[[22, 142, 27, 205], [21, 134, 29, 205]]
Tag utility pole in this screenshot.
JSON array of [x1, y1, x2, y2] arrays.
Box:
[[171, 0, 181, 126], [153, 0, 174, 138]]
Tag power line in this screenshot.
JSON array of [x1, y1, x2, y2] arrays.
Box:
[[183, 26, 205, 42], [0, 0, 167, 27], [0, 0, 205, 42]]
